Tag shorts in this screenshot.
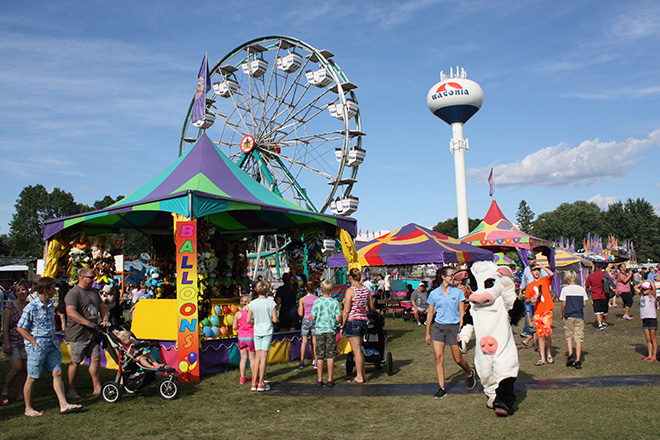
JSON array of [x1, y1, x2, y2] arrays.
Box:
[[564, 317, 584, 342], [69, 339, 102, 364], [431, 323, 459, 345], [301, 318, 316, 337], [620, 293, 633, 308], [253, 334, 272, 351], [533, 310, 553, 338], [315, 332, 337, 360], [278, 308, 299, 330], [593, 299, 609, 315], [26, 341, 62, 379], [344, 320, 368, 338], [238, 337, 255, 352], [642, 318, 658, 330], [4, 344, 27, 361]]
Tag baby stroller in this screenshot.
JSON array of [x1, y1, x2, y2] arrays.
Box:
[[100, 326, 179, 403], [346, 311, 394, 376]]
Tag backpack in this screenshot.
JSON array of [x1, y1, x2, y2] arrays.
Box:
[[602, 275, 616, 299]]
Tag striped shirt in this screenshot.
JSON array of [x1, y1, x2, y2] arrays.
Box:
[[347, 285, 370, 321]]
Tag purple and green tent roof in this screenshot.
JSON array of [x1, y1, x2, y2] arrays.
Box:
[[44, 134, 356, 240]]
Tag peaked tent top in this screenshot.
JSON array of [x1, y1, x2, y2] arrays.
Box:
[[328, 222, 493, 267], [44, 134, 356, 239], [460, 200, 550, 252]]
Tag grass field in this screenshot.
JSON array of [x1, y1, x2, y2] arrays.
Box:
[[1, 300, 659, 440]]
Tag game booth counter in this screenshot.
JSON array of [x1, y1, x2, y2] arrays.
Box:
[[43, 133, 359, 382]]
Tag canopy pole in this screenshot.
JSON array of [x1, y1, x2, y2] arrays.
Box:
[[253, 235, 265, 281]]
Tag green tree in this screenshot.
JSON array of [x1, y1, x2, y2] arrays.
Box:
[[432, 217, 482, 238], [0, 234, 10, 256], [8, 185, 86, 257], [621, 198, 660, 262], [93, 195, 124, 210], [515, 200, 535, 234], [531, 201, 604, 245]]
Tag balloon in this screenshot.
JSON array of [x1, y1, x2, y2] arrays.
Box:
[[222, 305, 231, 315], [203, 326, 213, 338], [211, 326, 220, 337], [230, 304, 239, 314], [214, 305, 222, 315], [188, 352, 198, 364], [219, 326, 229, 337], [224, 314, 234, 326], [209, 315, 220, 326], [202, 318, 211, 327], [179, 360, 189, 373]]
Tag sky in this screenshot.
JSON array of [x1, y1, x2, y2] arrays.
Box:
[[1, 0, 659, 240]]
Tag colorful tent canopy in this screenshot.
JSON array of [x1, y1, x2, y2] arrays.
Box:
[[460, 200, 551, 253], [536, 249, 592, 267], [44, 134, 356, 240], [493, 253, 515, 265], [327, 223, 493, 267]]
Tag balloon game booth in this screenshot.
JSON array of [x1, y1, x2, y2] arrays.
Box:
[[43, 134, 357, 382]]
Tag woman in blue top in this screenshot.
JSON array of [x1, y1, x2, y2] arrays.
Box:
[[425, 266, 476, 399]]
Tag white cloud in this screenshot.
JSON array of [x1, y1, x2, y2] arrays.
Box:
[[654, 203, 660, 215], [468, 129, 660, 187], [587, 194, 619, 210]]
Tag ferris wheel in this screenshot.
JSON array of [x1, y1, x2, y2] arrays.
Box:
[[179, 36, 365, 216]]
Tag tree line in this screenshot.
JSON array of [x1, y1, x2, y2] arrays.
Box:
[[2, 185, 658, 263]]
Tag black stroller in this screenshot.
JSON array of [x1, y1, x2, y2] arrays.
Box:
[[346, 311, 394, 376], [100, 326, 179, 403]]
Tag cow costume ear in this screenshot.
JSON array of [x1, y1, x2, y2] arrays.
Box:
[[496, 266, 514, 279], [468, 270, 477, 292]]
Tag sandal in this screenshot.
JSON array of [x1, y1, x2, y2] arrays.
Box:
[[534, 359, 546, 366], [547, 356, 554, 364], [521, 341, 530, 349], [316, 381, 324, 387], [0, 395, 9, 406], [24, 410, 44, 417]]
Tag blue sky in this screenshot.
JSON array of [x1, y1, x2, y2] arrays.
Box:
[[1, 0, 659, 239]]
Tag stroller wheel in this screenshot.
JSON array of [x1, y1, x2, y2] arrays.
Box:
[[101, 381, 122, 403], [386, 352, 394, 376], [346, 352, 355, 376], [158, 378, 179, 400]]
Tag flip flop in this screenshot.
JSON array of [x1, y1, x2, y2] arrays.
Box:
[[346, 379, 366, 384], [547, 356, 554, 364], [60, 404, 83, 415], [0, 395, 9, 406], [534, 359, 546, 366], [521, 341, 530, 349], [25, 410, 44, 417]]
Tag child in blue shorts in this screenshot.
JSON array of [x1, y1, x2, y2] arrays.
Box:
[[311, 280, 341, 387], [247, 281, 277, 392]]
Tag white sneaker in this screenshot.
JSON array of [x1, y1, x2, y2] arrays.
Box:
[[417, 322, 422, 327]]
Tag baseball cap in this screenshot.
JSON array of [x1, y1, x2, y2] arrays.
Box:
[[641, 281, 653, 290]]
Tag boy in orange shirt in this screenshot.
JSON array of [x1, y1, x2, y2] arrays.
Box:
[[525, 264, 555, 366]]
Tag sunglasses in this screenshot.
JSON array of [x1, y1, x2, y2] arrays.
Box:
[[81, 275, 95, 280]]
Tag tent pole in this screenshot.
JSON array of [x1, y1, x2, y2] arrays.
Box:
[[253, 235, 265, 281]]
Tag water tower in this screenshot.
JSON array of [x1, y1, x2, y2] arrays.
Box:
[[426, 67, 483, 238]]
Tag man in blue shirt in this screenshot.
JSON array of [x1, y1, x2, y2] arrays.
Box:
[[17, 277, 82, 417]]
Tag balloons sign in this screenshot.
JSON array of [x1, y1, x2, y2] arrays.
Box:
[[179, 360, 189, 374], [188, 352, 198, 364]]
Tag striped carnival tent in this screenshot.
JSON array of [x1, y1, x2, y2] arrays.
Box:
[[460, 200, 551, 253], [327, 223, 493, 267], [43, 133, 356, 241]]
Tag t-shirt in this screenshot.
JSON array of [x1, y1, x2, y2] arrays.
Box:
[[301, 295, 317, 319], [639, 295, 657, 320], [585, 271, 606, 300], [559, 284, 588, 319], [525, 277, 554, 315], [65, 285, 102, 342], [249, 297, 276, 337], [275, 285, 297, 312], [427, 286, 463, 325], [311, 297, 341, 334], [410, 289, 428, 311]]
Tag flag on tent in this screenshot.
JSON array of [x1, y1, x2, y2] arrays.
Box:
[[488, 167, 494, 197], [570, 239, 575, 252], [192, 53, 212, 127]]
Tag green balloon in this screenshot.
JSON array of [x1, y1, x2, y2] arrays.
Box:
[[202, 318, 211, 327]]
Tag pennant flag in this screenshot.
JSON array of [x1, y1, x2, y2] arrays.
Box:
[[570, 239, 575, 252], [192, 54, 212, 127], [488, 167, 494, 197]]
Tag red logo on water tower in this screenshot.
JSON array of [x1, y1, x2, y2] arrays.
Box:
[[435, 82, 463, 93]]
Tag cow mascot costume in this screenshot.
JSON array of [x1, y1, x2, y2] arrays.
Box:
[[459, 261, 519, 416]]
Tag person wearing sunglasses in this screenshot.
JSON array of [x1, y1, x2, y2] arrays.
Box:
[[64, 268, 110, 400]]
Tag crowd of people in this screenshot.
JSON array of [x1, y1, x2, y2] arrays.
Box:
[[2, 258, 658, 410]]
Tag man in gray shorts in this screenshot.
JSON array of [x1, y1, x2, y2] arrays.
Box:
[[65, 268, 110, 399]]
